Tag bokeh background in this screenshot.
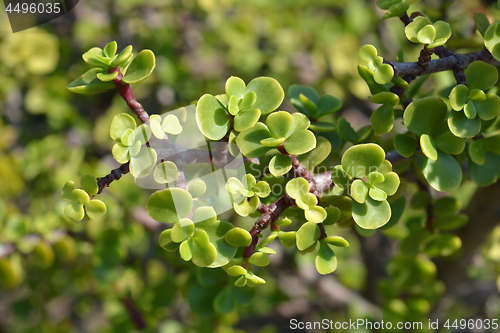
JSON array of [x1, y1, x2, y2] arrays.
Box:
[[1, 0, 500, 332]]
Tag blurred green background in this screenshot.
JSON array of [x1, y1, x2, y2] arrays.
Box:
[[1, 0, 500, 332]]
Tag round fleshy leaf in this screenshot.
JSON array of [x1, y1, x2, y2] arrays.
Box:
[[96, 71, 119, 82], [447, 111, 481, 138], [248, 252, 270, 267], [253, 181, 271, 198], [85, 199, 107, 219], [227, 265, 247, 277], [469, 89, 486, 102], [376, 172, 400, 196], [278, 231, 296, 247], [159, 229, 180, 252], [110, 113, 137, 141], [465, 61, 498, 91], [191, 240, 218, 267], [196, 94, 231, 140], [284, 130, 316, 155], [417, 24, 436, 44], [449, 85, 469, 111], [352, 197, 391, 229], [269, 155, 292, 177], [236, 122, 273, 158], [351, 179, 369, 204], [341, 143, 386, 179], [228, 95, 239, 116], [288, 85, 320, 116], [286, 113, 311, 138], [337, 118, 358, 142], [103, 41, 117, 58], [323, 207, 341, 225], [475, 95, 500, 120], [464, 100, 477, 119], [122, 50, 156, 84], [286, 177, 309, 200], [323, 236, 349, 247], [331, 165, 350, 189], [226, 177, 244, 194], [62, 180, 77, 202], [370, 92, 400, 106], [468, 140, 485, 165], [245, 77, 284, 114], [404, 97, 448, 136], [242, 174, 257, 190], [153, 161, 178, 184], [308, 122, 336, 132], [64, 203, 84, 221], [474, 13, 491, 37], [359, 44, 378, 63], [134, 124, 152, 146], [382, 2, 409, 19], [405, 16, 432, 43], [418, 151, 462, 191], [296, 222, 320, 251], [371, 104, 394, 134], [121, 128, 136, 146], [225, 228, 252, 247], [146, 188, 193, 223], [374, 64, 394, 85], [266, 111, 293, 139], [305, 206, 327, 223], [239, 91, 257, 110], [162, 114, 183, 135], [112, 143, 130, 163], [315, 242, 337, 275], [393, 133, 417, 158], [67, 68, 116, 94], [367, 171, 384, 185], [470, 151, 500, 186], [225, 76, 246, 101], [129, 141, 141, 157], [192, 206, 216, 228], [188, 180, 207, 198], [130, 147, 157, 179], [420, 134, 438, 161], [233, 196, 259, 217], [297, 136, 332, 171], [484, 22, 500, 61], [179, 240, 192, 261], [435, 131, 465, 155], [110, 45, 133, 67], [234, 109, 261, 132], [297, 193, 318, 210], [483, 135, 500, 154], [202, 220, 238, 268], [171, 219, 195, 243], [369, 187, 387, 201], [275, 217, 292, 227], [260, 137, 285, 147], [429, 21, 452, 48], [317, 94, 342, 117], [72, 189, 89, 205]]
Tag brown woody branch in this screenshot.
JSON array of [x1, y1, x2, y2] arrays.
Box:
[[109, 67, 150, 123]]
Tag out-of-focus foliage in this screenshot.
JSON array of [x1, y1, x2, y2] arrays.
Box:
[[1, 0, 500, 332]]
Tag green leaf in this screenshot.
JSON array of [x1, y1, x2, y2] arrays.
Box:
[[64, 202, 84, 221], [72, 189, 89, 205], [393, 133, 417, 158], [253, 181, 271, 198], [191, 239, 218, 267], [284, 130, 316, 155], [202, 220, 238, 268], [224, 228, 252, 247], [435, 131, 465, 155], [305, 206, 327, 223], [475, 95, 500, 120], [225, 76, 246, 100], [474, 13, 490, 37], [227, 265, 247, 277], [367, 171, 385, 185], [418, 151, 462, 191], [171, 219, 195, 243], [233, 196, 259, 217], [371, 104, 394, 134], [404, 97, 448, 136], [234, 109, 261, 132], [418, 24, 437, 44], [352, 197, 391, 229], [62, 180, 77, 202], [323, 207, 341, 225], [420, 134, 438, 161], [351, 179, 369, 204], [449, 85, 469, 111], [68, 68, 116, 94], [196, 94, 231, 140], [278, 231, 296, 247], [162, 114, 183, 135], [111, 45, 133, 67], [433, 213, 468, 230], [110, 113, 136, 141], [214, 288, 237, 314], [483, 135, 500, 154], [299, 94, 318, 118], [374, 64, 394, 85], [296, 222, 320, 251], [370, 92, 400, 106], [377, 0, 403, 10], [248, 252, 270, 267], [85, 199, 107, 219], [103, 41, 117, 58], [269, 155, 292, 177], [236, 122, 273, 158], [405, 16, 432, 43], [266, 111, 292, 139], [96, 71, 118, 82], [122, 50, 156, 84], [470, 151, 500, 186], [192, 206, 216, 228], [286, 177, 309, 200], [447, 110, 481, 138], [245, 77, 284, 114], [286, 113, 311, 137], [337, 118, 358, 142], [317, 94, 342, 117], [192, 229, 211, 249], [376, 172, 400, 196], [296, 136, 331, 171], [154, 161, 178, 184], [341, 143, 386, 179], [308, 122, 336, 132], [323, 236, 349, 247], [464, 100, 477, 119], [382, 2, 409, 19], [315, 242, 337, 275], [468, 140, 485, 165], [465, 61, 498, 91], [146, 188, 193, 223], [239, 91, 257, 110], [260, 137, 285, 147], [288, 85, 320, 116], [228, 95, 239, 116], [358, 65, 385, 95], [112, 143, 130, 163], [82, 47, 107, 68], [485, 21, 500, 61], [425, 233, 461, 257], [359, 44, 378, 63], [159, 229, 180, 252], [369, 187, 387, 201]]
